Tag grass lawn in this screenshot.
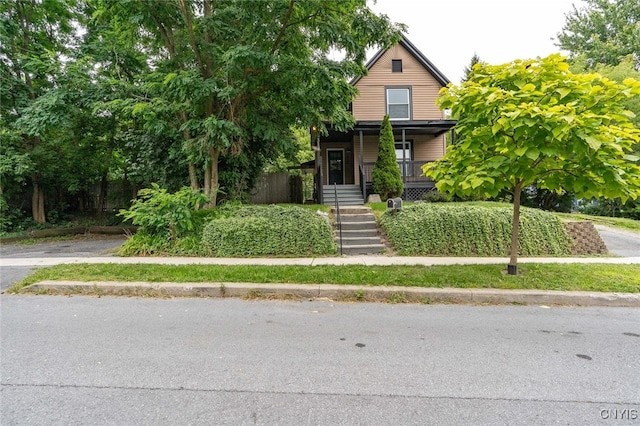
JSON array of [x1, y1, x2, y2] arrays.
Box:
[[10, 263, 640, 294], [553, 212, 640, 232]]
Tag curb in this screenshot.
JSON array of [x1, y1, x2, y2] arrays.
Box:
[[24, 281, 640, 307]]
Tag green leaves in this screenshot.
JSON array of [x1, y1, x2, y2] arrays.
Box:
[[201, 205, 336, 256], [426, 54, 640, 203], [557, 0, 640, 68], [372, 115, 404, 200], [379, 204, 571, 257], [118, 184, 209, 240]]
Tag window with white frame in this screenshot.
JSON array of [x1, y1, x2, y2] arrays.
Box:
[[395, 141, 412, 176], [386, 88, 410, 120]]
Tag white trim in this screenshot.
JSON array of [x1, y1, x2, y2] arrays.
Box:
[[326, 148, 346, 185], [386, 87, 411, 120]]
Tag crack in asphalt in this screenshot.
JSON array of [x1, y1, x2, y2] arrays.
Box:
[[2, 382, 638, 406]]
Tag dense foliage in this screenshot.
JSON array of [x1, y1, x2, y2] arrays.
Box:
[[118, 184, 209, 240], [379, 204, 571, 257], [425, 54, 640, 273], [556, 0, 639, 68], [372, 115, 404, 200], [556, 0, 640, 220], [0, 0, 403, 231], [201, 205, 336, 257]]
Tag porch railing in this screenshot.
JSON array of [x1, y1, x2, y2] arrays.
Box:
[[362, 161, 433, 184]]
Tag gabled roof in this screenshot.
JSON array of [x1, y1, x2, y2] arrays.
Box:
[[351, 35, 450, 87]]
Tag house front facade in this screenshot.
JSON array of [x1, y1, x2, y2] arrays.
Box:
[[314, 36, 456, 204]]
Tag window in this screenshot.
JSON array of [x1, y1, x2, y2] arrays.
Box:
[[395, 141, 412, 176], [392, 59, 402, 72], [386, 88, 410, 120]]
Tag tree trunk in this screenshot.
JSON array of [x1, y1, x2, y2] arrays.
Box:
[[31, 177, 46, 224], [188, 162, 199, 190], [205, 147, 220, 207], [508, 181, 522, 275], [96, 172, 108, 218]]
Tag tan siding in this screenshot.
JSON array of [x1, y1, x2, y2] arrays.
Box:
[[353, 44, 445, 121], [413, 135, 445, 160]]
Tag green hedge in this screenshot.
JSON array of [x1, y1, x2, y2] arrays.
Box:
[[379, 203, 571, 256], [201, 205, 337, 257]]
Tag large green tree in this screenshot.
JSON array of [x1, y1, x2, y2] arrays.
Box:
[[92, 0, 404, 206], [556, 0, 639, 68], [0, 0, 82, 223], [424, 54, 640, 274]]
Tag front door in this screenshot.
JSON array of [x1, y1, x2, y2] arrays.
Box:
[[327, 149, 344, 185]]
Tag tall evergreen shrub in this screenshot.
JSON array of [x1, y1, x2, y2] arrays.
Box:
[[372, 115, 404, 200]]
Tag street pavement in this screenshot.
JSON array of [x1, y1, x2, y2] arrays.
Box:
[[1, 231, 639, 424], [1, 296, 639, 425], [595, 225, 640, 257], [0, 235, 125, 291]]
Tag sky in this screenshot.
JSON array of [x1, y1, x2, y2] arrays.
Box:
[[369, 0, 586, 84]]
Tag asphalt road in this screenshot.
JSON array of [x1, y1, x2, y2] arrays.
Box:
[[0, 235, 125, 291], [595, 225, 640, 257], [1, 297, 639, 425]]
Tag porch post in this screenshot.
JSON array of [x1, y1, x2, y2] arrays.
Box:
[[402, 129, 407, 183], [315, 132, 323, 204], [359, 130, 365, 200], [358, 130, 363, 170]]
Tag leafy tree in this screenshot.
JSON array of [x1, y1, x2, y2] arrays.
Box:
[[569, 54, 640, 218], [372, 115, 404, 200], [0, 0, 81, 223], [556, 0, 640, 68], [424, 54, 640, 275], [462, 53, 484, 82], [570, 55, 640, 129], [92, 0, 404, 206]]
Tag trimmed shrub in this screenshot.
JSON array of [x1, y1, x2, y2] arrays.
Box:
[[379, 203, 571, 256], [201, 205, 336, 257], [372, 115, 403, 200]]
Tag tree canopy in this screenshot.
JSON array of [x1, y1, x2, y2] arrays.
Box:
[[424, 54, 640, 274], [0, 0, 405, 228], [91, 0, 404, 205], [556, 0, 640, 68]]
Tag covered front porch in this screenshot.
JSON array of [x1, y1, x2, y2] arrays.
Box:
[[313, 120, 456, 204]]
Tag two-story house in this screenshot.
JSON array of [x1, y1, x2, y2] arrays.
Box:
[[314, 35, 456, 205]]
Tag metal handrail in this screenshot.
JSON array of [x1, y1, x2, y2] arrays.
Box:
[[334, 183, 343, 256]]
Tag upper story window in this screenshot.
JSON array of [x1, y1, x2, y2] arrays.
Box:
[[386, 88, 410, 120], [392, 59, 403, 72]]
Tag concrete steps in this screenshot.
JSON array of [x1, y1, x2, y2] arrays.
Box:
[[331, 206, 385, 255], [323, 185, 364, 206]]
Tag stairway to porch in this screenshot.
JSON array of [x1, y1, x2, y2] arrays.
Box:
[[322, 185, 364, 206], [331, 206, 386, 255]]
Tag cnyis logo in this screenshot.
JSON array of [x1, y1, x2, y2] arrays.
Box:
[[600, 409, 638, 420]]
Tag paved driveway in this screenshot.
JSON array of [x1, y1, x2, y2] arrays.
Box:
[[0, 235, 125, 291], [595, 225, 640, 257]]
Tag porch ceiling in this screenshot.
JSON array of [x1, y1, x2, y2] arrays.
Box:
[[353, 120, 457, 136]]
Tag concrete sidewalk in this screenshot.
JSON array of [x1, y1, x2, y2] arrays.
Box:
[[2, 255, 640, 267], [7, 255, 640, 307]]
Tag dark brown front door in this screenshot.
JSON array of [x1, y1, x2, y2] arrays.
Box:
[[327, 150, 344, 185]]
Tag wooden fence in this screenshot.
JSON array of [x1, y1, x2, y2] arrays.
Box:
[[250, 172, 303, 204]]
